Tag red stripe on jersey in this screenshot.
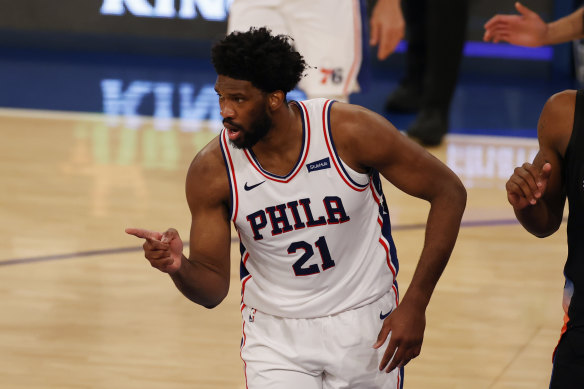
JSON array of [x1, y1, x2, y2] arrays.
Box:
[[379, 237, 397, 278], [241, 274, 252, 296], [369, 181, 381, 204], [322, 100, 368, 192], [222, 129, 239, 221]]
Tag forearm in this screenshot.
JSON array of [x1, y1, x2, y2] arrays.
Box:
[[514, 200, 563, 238], [545, 7, 584, 45], [402, 186, 466, 309], [170, 254, 230, 308]]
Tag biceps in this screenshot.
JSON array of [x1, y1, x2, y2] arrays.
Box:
[[189, 204, 232, 273], [380, 152, 456, 201]]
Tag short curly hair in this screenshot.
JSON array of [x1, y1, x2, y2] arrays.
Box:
[[211, 27, 307, 94]]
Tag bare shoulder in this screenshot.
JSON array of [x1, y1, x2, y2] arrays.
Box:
[[328, 101, 403, 171], [186, 135, 230, 207], [539, 89, 576, 158]]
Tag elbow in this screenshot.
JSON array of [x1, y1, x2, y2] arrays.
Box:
[[529, 224, 560, 239], [202, 293, 228, 309], [201, 283, 230, 309], [448, 177, 467, 213], [457, 180, 468, 209]]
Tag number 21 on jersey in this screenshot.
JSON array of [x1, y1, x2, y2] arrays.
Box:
[[288, 236, 335, 276]]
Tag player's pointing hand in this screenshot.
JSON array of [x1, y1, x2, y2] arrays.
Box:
[[126, 227, 184, 274]]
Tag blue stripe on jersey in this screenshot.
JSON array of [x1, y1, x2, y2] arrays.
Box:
[[245, 101, 307, 180], [372, 170, 399, 275], [325, 100, 369, 189], [219, 130, 235, 220], [239, 242, 250, 281]]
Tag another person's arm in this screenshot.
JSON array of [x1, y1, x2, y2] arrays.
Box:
[[126, 138, 232, 308], [506, 90, 574, 237], [484, 2, 584, 46], [331, 103, 467, 372]]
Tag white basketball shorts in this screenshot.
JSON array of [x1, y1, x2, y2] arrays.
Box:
[[240, 290, 403, 388], [228, 0, 363, 101]]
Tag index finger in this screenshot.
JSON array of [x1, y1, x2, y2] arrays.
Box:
[[125, 228, 163, 241], [484, 15, 513, 30], [369, 21, 380, 45]]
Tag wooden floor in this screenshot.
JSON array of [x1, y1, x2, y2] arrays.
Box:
[[0, 108, 567, 388]]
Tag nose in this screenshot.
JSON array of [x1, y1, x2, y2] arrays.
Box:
[[220, 101, 235, 119]]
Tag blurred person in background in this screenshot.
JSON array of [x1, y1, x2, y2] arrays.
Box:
[[484, 2, 584, 48], [228, 0, 405, 103], [384, 0, 469, 147]]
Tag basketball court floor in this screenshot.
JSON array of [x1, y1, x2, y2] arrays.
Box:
[[0, 47, 576, 388]]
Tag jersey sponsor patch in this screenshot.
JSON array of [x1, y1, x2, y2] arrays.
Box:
[[306, 157, 331, 172]]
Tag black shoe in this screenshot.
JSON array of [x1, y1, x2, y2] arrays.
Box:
[[406, 109, 448, 146], [384, 84, 421, 113]]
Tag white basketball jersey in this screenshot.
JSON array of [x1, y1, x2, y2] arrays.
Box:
[[220, 98, 399, 318]]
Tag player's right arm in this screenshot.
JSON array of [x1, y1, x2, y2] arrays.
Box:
[[506, 90, 574, 237], [127, 138, 232, 308]]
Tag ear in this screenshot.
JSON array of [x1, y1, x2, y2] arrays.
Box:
[[268, 90, 285, 111]]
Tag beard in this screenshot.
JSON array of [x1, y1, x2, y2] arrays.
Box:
[[225, 109, 272, 150]]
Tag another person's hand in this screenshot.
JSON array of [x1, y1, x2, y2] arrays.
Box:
[[506, 162, 552, 210], [370, 0, 405, 60], [125, 227, 184, 274], [483, 2, 548, 47]]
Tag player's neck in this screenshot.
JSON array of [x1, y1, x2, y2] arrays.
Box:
[[250, 102, 303, 175]]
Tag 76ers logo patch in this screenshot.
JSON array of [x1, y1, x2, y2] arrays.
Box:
[[320, 68, 343, 84]]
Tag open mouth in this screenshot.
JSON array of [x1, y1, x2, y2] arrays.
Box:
[[224, 122, 243, 141]]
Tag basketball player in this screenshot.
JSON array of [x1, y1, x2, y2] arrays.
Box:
[[228, 0, 405, 102], [126, 28, 466, 388], [506, 89, 584, 387], [484, 2, 584, 47]]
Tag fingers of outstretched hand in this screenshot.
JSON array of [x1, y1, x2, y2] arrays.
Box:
[[380, 338, 422, 373], [515, 2, 534, 17], [373, 321, 391, 349], [370, 21, 404, 60], [379, 337, 398, 372], [483, 28, 511, 43], [484, 14, 515, 31], [125, 228, 163, 241]]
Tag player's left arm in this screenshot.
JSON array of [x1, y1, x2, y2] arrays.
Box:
[[330, 102, 467, 372]]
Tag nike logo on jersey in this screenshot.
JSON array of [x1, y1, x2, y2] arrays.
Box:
[[306, 157, 331, 172], [380, 309, 393, 320], [244, 181, 265, 191]]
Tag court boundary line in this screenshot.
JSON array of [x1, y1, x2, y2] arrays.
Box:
[[1, 218, 526, 267]]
